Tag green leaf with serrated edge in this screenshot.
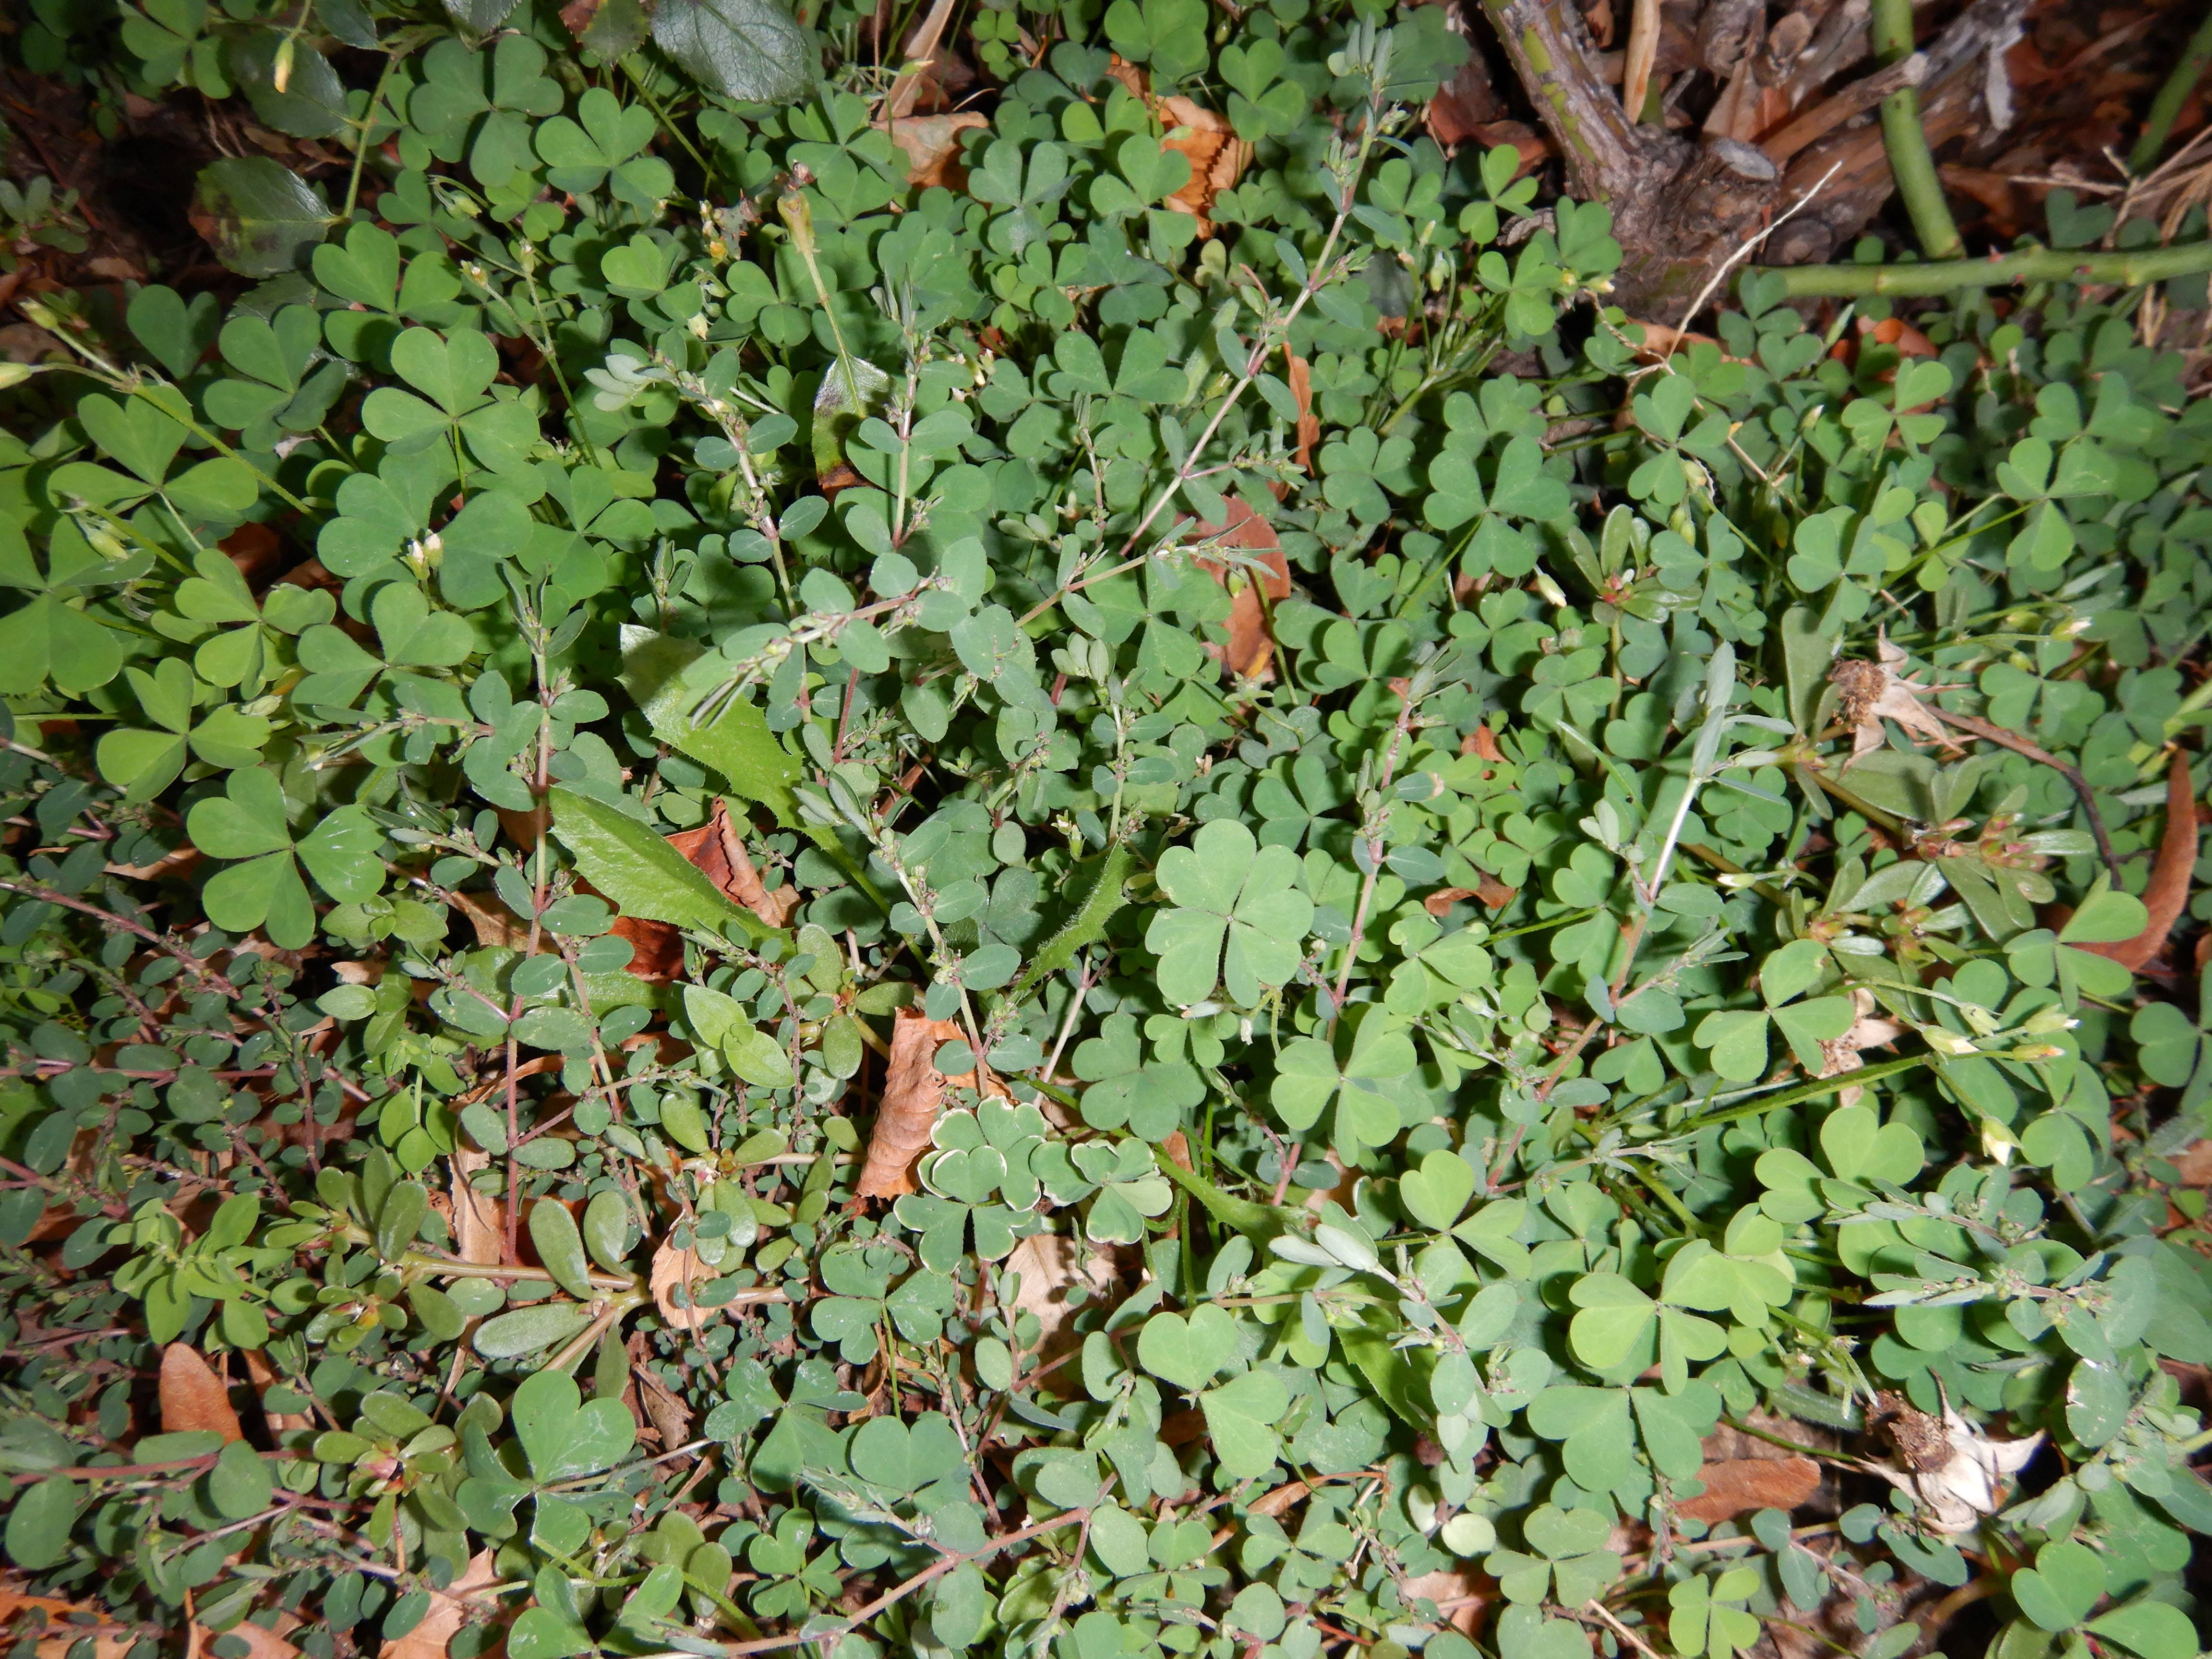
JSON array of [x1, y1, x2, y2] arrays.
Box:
[[551, 787, 771, 941], [1153, 1151, 1303, 1238], [1008, 842, 1132, 1003]]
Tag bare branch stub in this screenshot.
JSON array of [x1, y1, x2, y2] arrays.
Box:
[[1479, 0, 1787, 313]]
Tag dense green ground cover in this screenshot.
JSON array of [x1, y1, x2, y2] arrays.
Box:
[[0, 3, 2209, 1659]]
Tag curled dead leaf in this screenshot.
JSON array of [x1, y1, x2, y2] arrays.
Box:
[[1426, 53, 1507, 146], [855, 1008, 970, 1198], [159, 1344, 243, 1443], [884, 0, 958, 117], [616, 799, 799, 982], [1861, 1402, 2041, 1533], [450, 889, 532, 951], [1001, 1231, 1124, 1386], [1284, 351, 1319, 474], [2075, 755, 2198, 971], [206, 1624, 299, 1659], [1193, 499, 1292, 680], [1398, 1568, 1491, 1634], [1425, 887, 1477, 917], [1097, 58, 1247, 230], [650, 1238, 712, 1334], [877, 113, 989, 189], [669, 800, 800, 930], [0, 1591, 137, 1659], [1155, 97, 1250, 231], [243, 1348, 312, 1435]]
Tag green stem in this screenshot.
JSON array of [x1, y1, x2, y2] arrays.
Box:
[[1664, 1053, 1937, 1132], [343, 49, 405, 223], [2131, 1, 2212, 173], [620, 56, 718, 191], [1870, 0, 1961, 260], [1765, 239, 2212, 297]]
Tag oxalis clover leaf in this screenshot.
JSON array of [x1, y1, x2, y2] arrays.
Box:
[[1271, 1007, 1419, 1156], [895, 1099, 1048, 1269], [185, 769, 383, 948], [1145, 819, 1313, 1007], [1669, 1568, 1763, 1659]]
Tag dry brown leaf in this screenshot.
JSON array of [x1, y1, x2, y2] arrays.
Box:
[[884, 0, 958, 117], [615, 801, 799, 982], [0, 1591, 136, 1659], [1093, 59, 1246, 230], [1284, 351, 1319, 474], [1155, 97, 1250, 230], [637, 1368, 694, 1450], [877, 112, 988, 188], [1424, 887, 1478, 917], [105, 842, 201, 881], [1862, 1403, 2042, 1533], [454, 1056, 562, 1110], [1817, 989, 1905, 1108], [1676, 1455, 1822, 1522], [242, 1349, 312, 1435], [160, 1345, 243, 1443], [1193, 499, 1293, 680], [450, 890, 532, 950], [669, 800, 801, 930], [1398, 1568, 1491, 1634], [208, 1623, 299, 1659], [1160, 1407, 1207, 1446], [649, 1238, 721, 1342], [376, 1550, 496, 1659], [1427, 55, 1508, 146], [1001, 1232, 1123, 1384], [855, 1009, 969, 1197], [1832, 636, 1964, 759], [1463, 724, 1505, 763], [448, 1144, 506, 1266], [2077, 755, 2199, 971], [494, 801, 551, 854], [1867, 315, 1938, 359], [1247, 1479, 1311, 1519]]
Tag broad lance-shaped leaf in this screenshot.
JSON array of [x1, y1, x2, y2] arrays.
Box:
[[618, 627, 801, 824], [549, 786, 774, 942]]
